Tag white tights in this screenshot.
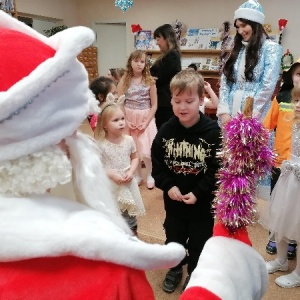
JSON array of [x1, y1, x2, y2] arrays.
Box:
[[136, 157, 153, 179]]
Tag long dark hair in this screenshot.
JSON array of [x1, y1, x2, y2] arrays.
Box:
[[152, 24, 180, 65], [223, 18, 268, 83]]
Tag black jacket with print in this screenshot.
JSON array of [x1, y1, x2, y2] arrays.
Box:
[[151, 112, 221, 219]]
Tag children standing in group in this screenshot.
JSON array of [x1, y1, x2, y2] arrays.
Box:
[[89, 76, 117, 130], [151, 69, 222, 293], [94, 103, 145, 234], [264, 85, 300, 288], [263, 59, 300, 259], [118, 50, 157, 189]]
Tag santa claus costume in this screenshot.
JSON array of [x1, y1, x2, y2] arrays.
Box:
[[0, 11, 186, 299]]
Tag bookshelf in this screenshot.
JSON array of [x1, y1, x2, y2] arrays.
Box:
[[147, 49, 223, 78]]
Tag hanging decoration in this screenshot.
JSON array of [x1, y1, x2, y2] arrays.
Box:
[[219, 21, 231, 76], [278, 18, 288, 45], [171, 19, 183, 41], [131, 24, 142, 35], [115, 0, 133, 12], [213, 98, 275, 233], [281, 49, 294, 71]]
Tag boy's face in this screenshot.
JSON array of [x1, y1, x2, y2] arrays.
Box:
[[171, 87, 203, 128]]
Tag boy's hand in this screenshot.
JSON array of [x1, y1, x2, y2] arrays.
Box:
[[181, 192, 197, 204], [168, 186, 183, 201]]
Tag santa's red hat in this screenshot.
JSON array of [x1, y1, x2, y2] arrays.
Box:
[[0, 11, 97, 162]]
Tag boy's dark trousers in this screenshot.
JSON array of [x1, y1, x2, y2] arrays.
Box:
[[163, 211, 214, 275]]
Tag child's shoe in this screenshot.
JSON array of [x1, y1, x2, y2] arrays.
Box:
[[266, 240, 277, 254], [275, 271, 300, 288], [146, 175, 155, 189], [162, 268, 183, 293], [287, 243, 297, 260], [266, 259, 289, 274]]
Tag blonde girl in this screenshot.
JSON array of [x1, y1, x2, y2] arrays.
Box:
[[118, 50, 157, 189], [94, 103, 145, 234]]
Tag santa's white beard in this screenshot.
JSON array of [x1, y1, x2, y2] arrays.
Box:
[[65, 131, 130, 234]]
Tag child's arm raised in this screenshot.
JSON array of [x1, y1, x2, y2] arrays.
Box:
[[204, 81, 219, 109]]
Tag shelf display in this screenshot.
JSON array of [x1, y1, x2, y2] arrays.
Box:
[[77, 46, 99, 82]]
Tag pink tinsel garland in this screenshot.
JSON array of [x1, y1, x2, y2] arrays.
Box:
[[213, 114, 275, 232]]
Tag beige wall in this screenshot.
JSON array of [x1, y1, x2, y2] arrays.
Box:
[[16, 0, 300, 58]]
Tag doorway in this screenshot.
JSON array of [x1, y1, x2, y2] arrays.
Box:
[[94, 22, 127, 76]]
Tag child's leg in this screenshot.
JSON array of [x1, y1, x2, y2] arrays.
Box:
[[275, 246, 300, 288], [266, 167, 281, 254], [266, 239, 289, 274], [135, 162, 143, 185], [121, 210, 137, 235], [143, 157, 154, 189], [277, 239, 289, 264]]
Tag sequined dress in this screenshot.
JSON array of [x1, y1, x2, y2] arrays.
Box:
[[267, 123, 300, 242], [124, 83, 157, 158], [97, 135, 145, 216]]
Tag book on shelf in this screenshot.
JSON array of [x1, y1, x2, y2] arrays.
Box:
[[180, 28, 221, 50]]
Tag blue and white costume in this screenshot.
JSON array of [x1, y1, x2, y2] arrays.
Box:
[[217, 39, 282, 121]]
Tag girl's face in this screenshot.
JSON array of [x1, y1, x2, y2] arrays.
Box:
[[236, 20, 253, 42], [155, 36, 168, 52], [104, 108, 126, 137], [292, 65, 300, 86], [293, 98, 300, 119], [131, 55, 146, 75], [107, 70, 112, 78], [109, 83, 118, 100]]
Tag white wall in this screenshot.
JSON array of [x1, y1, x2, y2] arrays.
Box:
[[16, 0, 300, 59]]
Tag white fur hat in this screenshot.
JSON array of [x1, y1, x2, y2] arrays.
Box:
[[234, 0, 265, 25], [0, 11, 96, 162]]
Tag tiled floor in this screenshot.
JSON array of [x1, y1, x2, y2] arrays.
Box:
[[137, 182, 299, 300]]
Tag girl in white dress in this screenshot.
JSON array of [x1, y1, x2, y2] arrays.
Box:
[[94, 103, 145, 234], [264, 85, 300, 288]]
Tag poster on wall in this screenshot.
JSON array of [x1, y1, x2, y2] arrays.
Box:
[[135, 30, 152, 50]]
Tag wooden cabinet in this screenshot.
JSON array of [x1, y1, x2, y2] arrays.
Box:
[[77, 46, 99, 83]]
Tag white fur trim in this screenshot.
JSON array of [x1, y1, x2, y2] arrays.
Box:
[[187, 237, 268, 300], [0, 12, 95, 162], [0, 194, 185, 270], [234, 7, 265, 24]]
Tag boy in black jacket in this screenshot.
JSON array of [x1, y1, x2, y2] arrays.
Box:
[[151, 69, 221, 293]]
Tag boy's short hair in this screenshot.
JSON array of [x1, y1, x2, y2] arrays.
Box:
[[170, 69, 204, 97]]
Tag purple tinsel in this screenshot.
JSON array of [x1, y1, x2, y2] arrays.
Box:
[[214, 113, 275, 232]]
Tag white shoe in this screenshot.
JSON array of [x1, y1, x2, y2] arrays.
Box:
[[266, 259, 288, 274], [275, 271, 300, 288], [146, 175, 155, 189]]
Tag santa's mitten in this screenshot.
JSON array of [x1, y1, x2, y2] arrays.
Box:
[[180, 222, 268, 300]]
